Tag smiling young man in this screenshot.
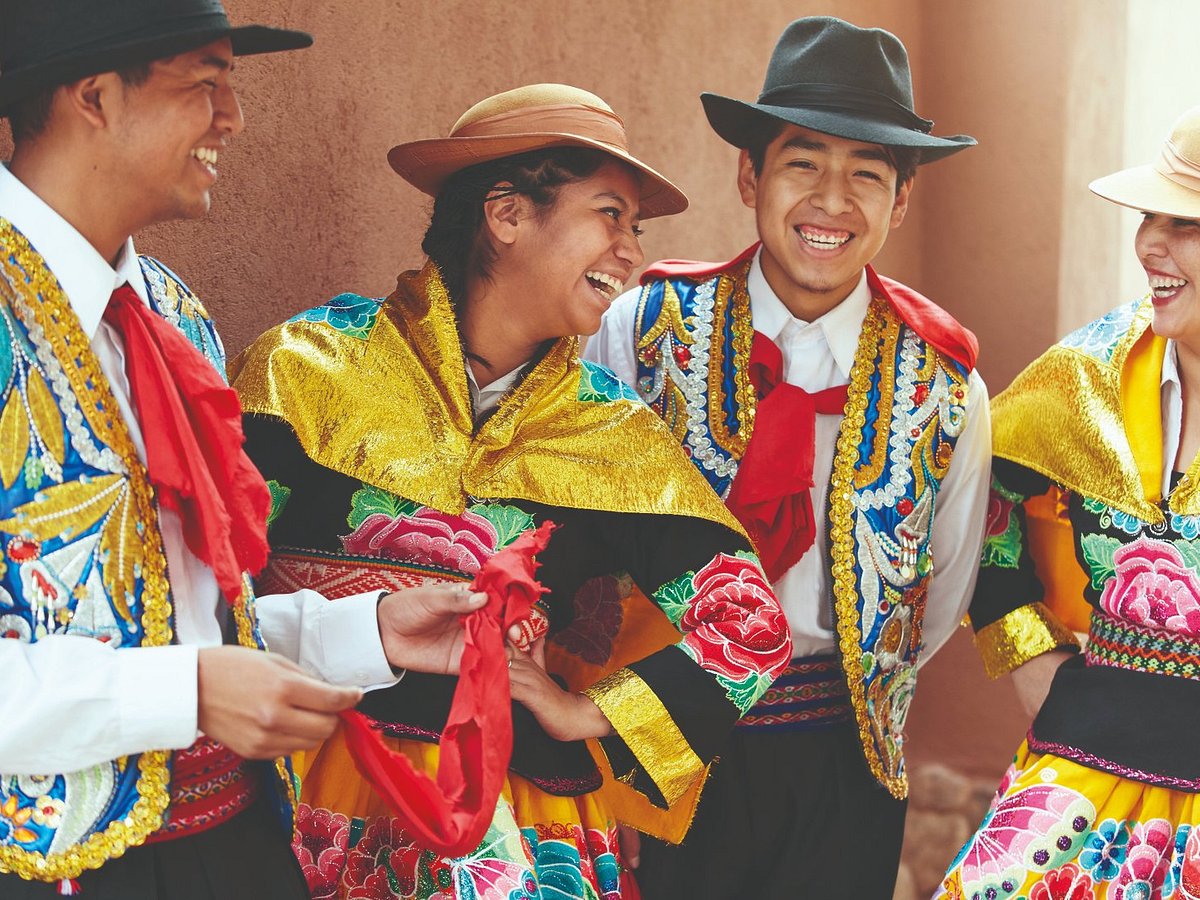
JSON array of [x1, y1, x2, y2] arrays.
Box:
[[0, 2, 497, 897], [585, 17, 992, 896]]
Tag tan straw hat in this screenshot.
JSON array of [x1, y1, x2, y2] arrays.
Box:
[[387, 83, 688, 219], [1090, 106, 1200, 219]]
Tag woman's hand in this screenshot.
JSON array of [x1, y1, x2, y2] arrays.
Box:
[[506, 642, 612, 741], [1011, 649, 1074, 719]]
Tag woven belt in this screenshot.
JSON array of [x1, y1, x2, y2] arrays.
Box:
[[1086, 610, 1200, 681], [144, 737, 259, 843], [736, 654, 851, 731]]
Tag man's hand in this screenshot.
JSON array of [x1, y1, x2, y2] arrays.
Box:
[[507, 643, 612, 741], [1011, 649, 1074, 719], [197, 646, 361, 759], [376, 583, 488, 674]]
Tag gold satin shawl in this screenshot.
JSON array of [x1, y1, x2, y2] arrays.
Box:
[[992, 299, 1200, 521], [231, 263, 743, 533]]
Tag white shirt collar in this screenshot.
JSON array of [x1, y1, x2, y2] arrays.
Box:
[[746, 246, 870, 378], [465, 362, 527, 420], [0, 163, 148, 340], [1163, 339, 1180, 390]]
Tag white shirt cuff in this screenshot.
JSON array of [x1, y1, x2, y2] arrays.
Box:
[[117, 644, 199, 752]]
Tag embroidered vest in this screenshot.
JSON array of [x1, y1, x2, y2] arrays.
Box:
[[0, 220, 294, 882], [633, 256, 971, 797]]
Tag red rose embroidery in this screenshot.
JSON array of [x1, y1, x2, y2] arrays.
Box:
[[679, 554, 791, 682], [291, 803, 350, 900], [1099, 537, 1200, 637], [344, 817, 421, 898], [985, 490, 1014, 538], [552, 575, 626, 665], [1030, 863, 1094, 900]]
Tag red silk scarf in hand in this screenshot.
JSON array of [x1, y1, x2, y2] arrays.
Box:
[[724, 333, 848, 582], [338, 520, 555, 858]]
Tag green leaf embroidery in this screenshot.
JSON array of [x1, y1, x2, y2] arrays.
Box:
[[467, 502, 535, 549], [1079, 532, 1121, 592], [265, 480, 292, 529], [981, 512, 1023, 570], [1173, 539, 1200, 575], [651, 571, 697, 627], [346, 484, 421, 530]]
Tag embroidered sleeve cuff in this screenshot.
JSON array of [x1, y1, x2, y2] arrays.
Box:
[[583, 667, 705, 806], [118, 645, 200, 752], [973, 602, 1080, 679]]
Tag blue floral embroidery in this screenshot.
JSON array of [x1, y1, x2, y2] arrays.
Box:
[[578, 360, 639, 404], [289, 293, 381, 340], [1165, 824, 1191, 897], [1082, 497, 1145, 536], [1170, 514, 1200, 541], [1080, 818, 1131, 881], [1059, 300, 1141, 364]]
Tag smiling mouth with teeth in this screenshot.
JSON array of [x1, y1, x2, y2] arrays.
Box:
[[585, 270, 624, 298], [190, 147, 219, 175], [797, 225, 852, 249], [1149, 274, 1188, 299]]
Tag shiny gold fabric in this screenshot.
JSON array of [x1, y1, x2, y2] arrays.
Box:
[[973, 602, 1080, 679], [583, 668, 705, 807], [231, 263, 743, 535], [992, 299, 1200, 520]]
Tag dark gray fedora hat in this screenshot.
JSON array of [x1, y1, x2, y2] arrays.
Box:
[[0, 0, 312, 117], [702, 17, 975, 164]]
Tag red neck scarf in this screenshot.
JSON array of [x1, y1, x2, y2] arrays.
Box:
[[724, 332, 848, 582], [103, 285, 270, 603]]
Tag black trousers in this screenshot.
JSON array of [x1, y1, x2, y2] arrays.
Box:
[[635, 723, 908, 899], [0, 800, 308, 900]]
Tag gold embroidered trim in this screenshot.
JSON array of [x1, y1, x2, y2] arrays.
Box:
[[583, 668, 705, 807], [706, 262, 756, 457], [829, 300, 910, 798], [974, 602, 1080, 680], [0, 219, 172, 881], [857, 306, 901, 490]]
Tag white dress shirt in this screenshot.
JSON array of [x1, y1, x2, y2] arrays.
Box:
[[586, 248, 993, 663], [0, 164, 395, 774]]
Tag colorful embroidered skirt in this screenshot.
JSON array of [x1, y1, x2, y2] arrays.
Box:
[[291, 726, 622, 899], [937, 740, 1200, 900]]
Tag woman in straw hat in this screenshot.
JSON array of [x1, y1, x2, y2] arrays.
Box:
[[938, 107, 1200, 900], [231, 84, 791, 899]]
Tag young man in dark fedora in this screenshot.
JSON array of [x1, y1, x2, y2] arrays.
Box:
[[0, 2, 497, 896], [586, 16, 992, 895]]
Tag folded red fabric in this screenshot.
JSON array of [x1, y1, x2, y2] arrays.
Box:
[[339, 520, 555, 857]]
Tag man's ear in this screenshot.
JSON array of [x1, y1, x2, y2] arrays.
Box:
[[59, 73, 118, 130], [890, 176, 913, 229], [736, 149, 759, 210], [480, 183, 527, 247]]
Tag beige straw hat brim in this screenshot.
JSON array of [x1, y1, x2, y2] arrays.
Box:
[[388, 132, 687, 219], [1090, 165, 1200, 220]]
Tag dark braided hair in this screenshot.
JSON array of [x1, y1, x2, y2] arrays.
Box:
[[421, 147, 611, 306]]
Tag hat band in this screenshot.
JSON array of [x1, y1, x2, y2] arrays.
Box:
[[451, 103, 630, 150], [756, 82, 933, 134], [1154, 139, 1200, 193]]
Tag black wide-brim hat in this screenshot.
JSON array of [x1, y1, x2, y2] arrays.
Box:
[[0, 0, 312, 116], [702, 17, 975, 164]]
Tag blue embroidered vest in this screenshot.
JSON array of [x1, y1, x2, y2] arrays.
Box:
[[633, 255, 971, 797], [0, 220, 293, 882]]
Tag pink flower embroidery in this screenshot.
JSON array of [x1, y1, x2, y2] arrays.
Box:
[[1099, 537, 1200, 637], [680, 554, 791, 683], [291, 803, 350, 900], [343, 508, 499, 575], [1111, 819, 1174, 900], [1180, 827, 1200, 899]]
